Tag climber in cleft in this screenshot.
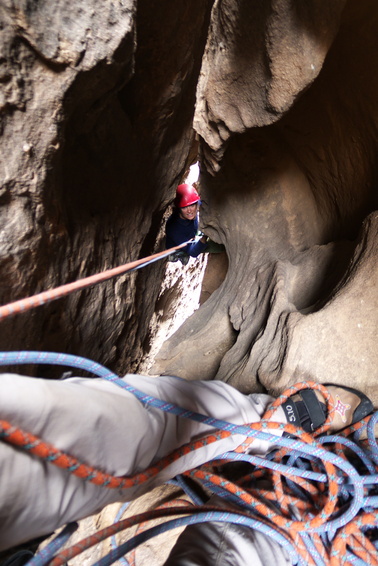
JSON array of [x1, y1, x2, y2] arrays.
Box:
[[165, 183, 208, 265], [165, 183, 225, 266]]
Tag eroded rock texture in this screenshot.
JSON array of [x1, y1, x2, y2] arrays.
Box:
[[0, 0, 377, 406], [153, 0, 378, 402], [0, 0, 212, 374]]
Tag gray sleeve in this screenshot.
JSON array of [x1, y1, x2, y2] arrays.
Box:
[[0, 373, 281, 552], [164, 520, 292, 566]]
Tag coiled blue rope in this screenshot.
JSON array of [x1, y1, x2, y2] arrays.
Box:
[[0, 350, 367, 533], [94, 511, 300, 566], [0, 350, 377, 566], [0, 351, 115, 379], [26, 523, 78, 566], [110, 503, 132, 566]]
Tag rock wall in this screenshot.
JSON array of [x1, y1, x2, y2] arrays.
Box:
[[152, 0, 378, 402], [0, 0, 212, 375], [1, 0, 377, 404]]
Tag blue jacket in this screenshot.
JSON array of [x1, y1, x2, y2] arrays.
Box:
[[165, 210, 208, 257]]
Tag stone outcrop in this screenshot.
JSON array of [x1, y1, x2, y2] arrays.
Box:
[[152, 0, 378, 402], [1, 0, 377, 406], [0, 0, 212, 374]]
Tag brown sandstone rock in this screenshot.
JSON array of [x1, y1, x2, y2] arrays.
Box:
[[0, 0, 212, 375], [2, 0, 378, 561], [153, 0, 378, 405], [2, 0, 377, 401]]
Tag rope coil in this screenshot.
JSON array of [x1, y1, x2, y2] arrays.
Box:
[[0, 351, 377, 566]]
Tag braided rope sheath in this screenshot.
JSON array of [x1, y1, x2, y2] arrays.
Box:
[[0, 241, 191, 321], [26, 523, 78, 566], [0, 351, 377, 565], [50, 507, 200, 566], [0, 418, 232, 489], [110, 502, 132, 566], [125, 498, 193, 566], [48, 506, 273, 566]]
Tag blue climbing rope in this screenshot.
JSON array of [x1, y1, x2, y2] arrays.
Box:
[[0, 349, 368, 535], [0, 350, 377, 566]]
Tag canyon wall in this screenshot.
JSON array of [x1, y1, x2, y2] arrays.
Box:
[[1, 0, 377, 402], [153, 0, 378, 401]]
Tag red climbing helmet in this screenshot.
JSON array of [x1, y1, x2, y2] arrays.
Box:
[[175, 183, 200, 208]]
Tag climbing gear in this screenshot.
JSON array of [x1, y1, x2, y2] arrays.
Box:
[[175, 184, 200, 208], [0, 352, 378, 566], [0, 240, 193, 322], [282, 384, 374, 433], [168, 251, 190, 265]]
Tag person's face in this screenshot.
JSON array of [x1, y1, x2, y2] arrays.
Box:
[[179, 202, 199, 220]]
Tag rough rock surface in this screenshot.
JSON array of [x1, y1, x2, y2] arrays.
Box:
[[0, 0, 212, 375], [2, 0, 376, 396], [152, 0, 378, 403], [2, 0, 378, 563]]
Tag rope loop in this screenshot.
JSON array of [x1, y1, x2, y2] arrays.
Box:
[[0, 351, 377, 566]]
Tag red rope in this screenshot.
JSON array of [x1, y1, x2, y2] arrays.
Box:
[[1, 382, 376, 565], [0, 419, 232, 489], [126, 498, 193, 566], [0, 382, 344, 495], [0, 243, 188, 321], [49, 506, 207, 566]]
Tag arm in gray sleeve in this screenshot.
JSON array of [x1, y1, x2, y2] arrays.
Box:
[[0, 373, 283, 551]]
